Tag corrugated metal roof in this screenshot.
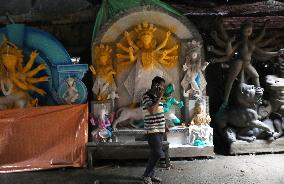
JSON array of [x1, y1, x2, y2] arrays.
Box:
[[0, 0, 284, 26], [0, 0, 91, 16], [171, 0, 284, 16]]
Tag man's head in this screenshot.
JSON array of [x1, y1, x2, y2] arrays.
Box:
[[151, 76, 166, 96]]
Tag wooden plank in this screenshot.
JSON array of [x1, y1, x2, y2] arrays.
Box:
[[170, 145, 215, 158], [86, 141, 169, 159], [91, 146, 151, 159], [87, 144, 214, 159], [86, 141, 169, 147], [230, 137, 284, 155]]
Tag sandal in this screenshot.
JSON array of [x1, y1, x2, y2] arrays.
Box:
[[151, 176, 162, 183], [143, 176, 153, 184]]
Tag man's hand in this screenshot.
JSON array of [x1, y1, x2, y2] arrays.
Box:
[[165, 123, 169, 133], [154, 84, 164, 98], [147, 97, 161, 115], [156, 89, 163, 98]]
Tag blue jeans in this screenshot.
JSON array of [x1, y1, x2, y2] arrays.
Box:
[[143, 133, 165, 177]]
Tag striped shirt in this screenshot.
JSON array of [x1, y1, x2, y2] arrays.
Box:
[[142, 91, 165, 134]]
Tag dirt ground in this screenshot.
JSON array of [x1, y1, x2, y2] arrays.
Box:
[[1, 154, 284, 184]]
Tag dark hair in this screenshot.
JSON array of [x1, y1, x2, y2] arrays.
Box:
[[151, 76, 165, 86]]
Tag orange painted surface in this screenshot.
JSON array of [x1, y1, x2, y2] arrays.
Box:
[[0, 104, 88, 173]]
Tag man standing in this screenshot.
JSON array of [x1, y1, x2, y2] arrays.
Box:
[[142, 76, 166, 184]]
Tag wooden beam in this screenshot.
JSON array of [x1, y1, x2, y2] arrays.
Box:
[[171, 0, 284, 17], [223, 16, 284, 29], [0, 7, 98, 24]]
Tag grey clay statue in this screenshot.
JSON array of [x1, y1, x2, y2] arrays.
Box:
[[216, 83, 274, 143], [208, 20, 284, 106]]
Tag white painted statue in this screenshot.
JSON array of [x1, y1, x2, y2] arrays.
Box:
[[188, 99, 213, 146], [112, 106, 143, 129], [266, 75, 284, 112], [62, 77, 79, 104], [266, 75, 284, 87], [181, 40, 208, 98]]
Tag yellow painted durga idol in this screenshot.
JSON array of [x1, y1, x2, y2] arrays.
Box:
[[90, 44, 117, 101], [0, 37, 48, 109]]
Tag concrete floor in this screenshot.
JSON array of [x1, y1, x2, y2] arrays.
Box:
[[1, 154, 284, 184]]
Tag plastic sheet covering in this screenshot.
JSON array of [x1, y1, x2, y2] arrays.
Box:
[[92, 0, 182, 41], [0, 104, 88, 173]]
